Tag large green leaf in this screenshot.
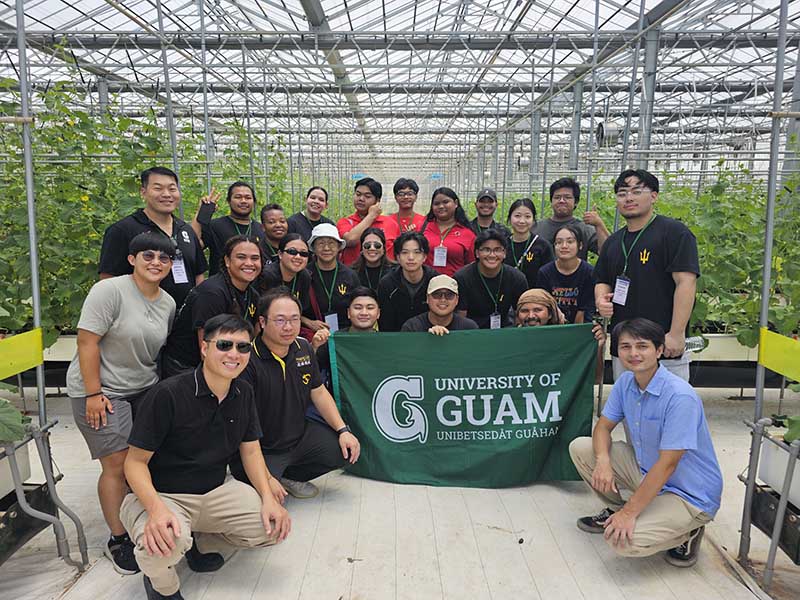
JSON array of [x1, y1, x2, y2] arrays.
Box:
[[0, 400, 26, 443]]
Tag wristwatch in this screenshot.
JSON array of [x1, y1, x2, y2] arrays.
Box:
[[336, 425, 351, 435]]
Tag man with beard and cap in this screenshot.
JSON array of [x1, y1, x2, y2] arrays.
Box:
[[516, 289, 606, 347], [470, 187, 511, 238]]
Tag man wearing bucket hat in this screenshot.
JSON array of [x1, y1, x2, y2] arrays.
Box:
[[304, 223, 361, 333], [470, 187, 511, 238], [401, 275, 478, 335]]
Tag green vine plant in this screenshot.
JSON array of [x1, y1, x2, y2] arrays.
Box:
[[1, 80, 798, 350]]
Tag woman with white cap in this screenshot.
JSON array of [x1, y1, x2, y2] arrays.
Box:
[[305, 223, 361, 332]]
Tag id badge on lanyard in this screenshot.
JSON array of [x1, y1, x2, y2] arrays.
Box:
[[613, 276, 630, 305], [325, 313, 340, 332], [171, 257, 189, 284], [489, 312, 502, 329], [433, 245, 448, 267]]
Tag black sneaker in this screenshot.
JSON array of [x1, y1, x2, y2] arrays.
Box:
[[185, 536, 224, 572], [665, 526, 705, 568], [143, 575, 185, 599], [104, 534, 140, 575], [576, 507, 616, 534]]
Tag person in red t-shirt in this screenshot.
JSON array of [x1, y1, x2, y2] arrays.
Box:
[[337, 177, 400, 266], [420, 187, 476, 277], [389, 178, 426, 234]]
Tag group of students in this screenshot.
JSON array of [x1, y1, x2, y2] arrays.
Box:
[[66, 165, 723, 599]]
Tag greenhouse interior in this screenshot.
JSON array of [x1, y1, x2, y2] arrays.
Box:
[[1, 0, 800, 598]]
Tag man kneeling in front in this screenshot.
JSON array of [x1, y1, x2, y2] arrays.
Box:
[[121, 314, 290, 599], [569, 318, 722, 567]]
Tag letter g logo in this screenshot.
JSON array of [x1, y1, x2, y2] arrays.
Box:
[[372, 376, 428, 444]]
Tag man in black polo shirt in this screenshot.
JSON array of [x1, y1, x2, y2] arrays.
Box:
[[594, 169, 700, 382], [470, 188, 511, 238], [99, 167, 207, 308], [454, 229, 529, 329], [121, 314, 290, 600], [191, 181, 269, 275], [232, 288, 361, 500], [401, 275, 478, 334]]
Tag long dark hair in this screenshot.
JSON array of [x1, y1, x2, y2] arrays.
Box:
[[422, 187, 471, 231], [220, 235, 262, 316], [506, 197, 537, 224], [351, 227, 394, 272]]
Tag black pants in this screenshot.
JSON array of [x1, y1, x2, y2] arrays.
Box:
[[232, 420, 346, 484]]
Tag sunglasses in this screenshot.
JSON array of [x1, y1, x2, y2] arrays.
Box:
[[362, 241, 383, 250], [282, 248, 311, 258], [140, 250, 173, 264], [205, 338, 252, 353], [431, 290, 457, 300]]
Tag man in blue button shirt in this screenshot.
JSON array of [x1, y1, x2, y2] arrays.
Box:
[[569, 318, 722, 567]]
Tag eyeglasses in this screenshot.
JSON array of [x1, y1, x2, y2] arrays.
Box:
[[552, 194, 575, 202], [477, 247, 506, 256], [282, 248, 311, 258], [268, 316, 302, 328], [205, 338, 252, 353], [615, 187, 650, 200], [395, 191, 416, 198], [140, 250, 172, 264], [314, 239, 340, 249], [362, 241, 383, 250], [399, 249, 425, 257], [431, 290, 457, 300]]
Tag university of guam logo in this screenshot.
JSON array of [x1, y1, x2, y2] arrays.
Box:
[[639, 248, 651, 265], [338, 284, 348, 295], [372, 376, 428, 443], [526, 252, 534, 262]]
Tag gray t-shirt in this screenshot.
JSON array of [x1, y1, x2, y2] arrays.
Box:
[[533, 217, 598, 260], [66, 275, 176, 399]]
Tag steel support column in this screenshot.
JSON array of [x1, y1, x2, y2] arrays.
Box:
[[637, 27, 660, 169], [15, 0, 46, 425], [568, 80, 584, 173], [155, 0, 180, 215], [198, 0, 212, 192], [782, 46, 800, 188]]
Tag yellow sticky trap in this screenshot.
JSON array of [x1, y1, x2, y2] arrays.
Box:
[[0, 328, 43, 380], [758, 327, 800, 382]]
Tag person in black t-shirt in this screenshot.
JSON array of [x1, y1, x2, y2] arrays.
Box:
[[504, 197, 555, 288], [377, 232, 439, 331], [470, 187, 512, 238], [161, 236, 262, 377], [121, 314, 289, 599], [99, 167, 207, 308], [191, 181, 269, 276], [260, 203, 287, 265], [260, 234, 313, 319], [304, 223, 361, 332], [351, 227, 394, 292], [286, 186, 335, 242], [536, 224, 596, 324], [594, 169, 700, 381], [401, 275, 478, 334], [232, 289, 361, 501], [315, 287, 381, 393], [454, 229, 528, 329]]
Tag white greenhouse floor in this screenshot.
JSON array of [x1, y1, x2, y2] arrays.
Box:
[[1, 387, 799, 600]]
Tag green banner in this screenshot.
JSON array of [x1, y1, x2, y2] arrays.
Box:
[[333, 324, 596, 488]]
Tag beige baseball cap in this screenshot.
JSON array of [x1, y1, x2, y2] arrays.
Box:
[[427, 275, 459, 295]]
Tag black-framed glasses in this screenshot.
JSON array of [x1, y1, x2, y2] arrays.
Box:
[[282, 248, 311, 258], [431, 289, 457, 300], [140, 250, 173, 264], [362, 241, 383, 250], [205, 338, 252, 353]]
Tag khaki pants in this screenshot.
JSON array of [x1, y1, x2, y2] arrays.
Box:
[[568, 436, 712, 557], [120, 478, 277, 595]]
